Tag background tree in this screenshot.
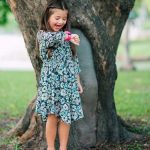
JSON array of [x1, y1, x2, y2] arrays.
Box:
[[120, 0, 150, 70], [0, 0, 11, 25], [134, 0, 150, 16], [6, 0, 138, 149], [121, 12, 136, 70]]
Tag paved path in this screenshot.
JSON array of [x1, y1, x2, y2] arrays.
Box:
[[0, 33, 33, 70]]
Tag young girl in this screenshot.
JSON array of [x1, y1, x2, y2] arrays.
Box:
[[35, 0, 84, 150]]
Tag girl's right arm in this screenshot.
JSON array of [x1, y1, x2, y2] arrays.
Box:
[[37, 30, 80, 48], [37, 30, 66, 48]]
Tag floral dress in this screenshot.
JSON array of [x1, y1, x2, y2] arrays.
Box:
[[35, 30, 84, 124]]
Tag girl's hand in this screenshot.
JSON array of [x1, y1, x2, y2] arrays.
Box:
[[70, 34, 80, 45], [77, 75, 83, 94], [77, 82, 83, 94]]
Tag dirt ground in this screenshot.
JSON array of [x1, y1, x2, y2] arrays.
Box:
[[0, 116, 150, 150]]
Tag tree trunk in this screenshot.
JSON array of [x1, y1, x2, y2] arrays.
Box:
[[7, 0, 137, 149]]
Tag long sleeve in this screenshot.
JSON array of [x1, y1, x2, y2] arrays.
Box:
[[37, 30, 65, 47], [37, 30, 66, 60]]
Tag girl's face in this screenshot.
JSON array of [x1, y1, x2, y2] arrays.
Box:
[[48, 9, 68, 32]]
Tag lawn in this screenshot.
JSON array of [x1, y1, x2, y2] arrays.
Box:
[[0, 70, 150, 149], [0, 70, 149, 122], [115, 71, 150, 123], [0, 71, 37, 119]]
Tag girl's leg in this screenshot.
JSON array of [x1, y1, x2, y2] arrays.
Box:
[[58, 120, 70, 150], [46, 114, 59, 150]]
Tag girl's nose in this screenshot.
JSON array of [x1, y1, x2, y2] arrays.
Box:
[[58, 19, 65, 25]]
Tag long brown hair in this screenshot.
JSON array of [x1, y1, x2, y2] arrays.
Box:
[[36, 0, 76, 58]]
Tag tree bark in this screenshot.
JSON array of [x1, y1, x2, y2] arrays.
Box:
[[7, 0, 137, 149]]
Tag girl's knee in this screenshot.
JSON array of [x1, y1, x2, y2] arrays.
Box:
[[47, 114, 59, 122]]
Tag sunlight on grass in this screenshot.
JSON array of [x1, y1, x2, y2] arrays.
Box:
[[0, 71, 36, 118], [0, 70, 149, 124], [115, 71, 150, 123]]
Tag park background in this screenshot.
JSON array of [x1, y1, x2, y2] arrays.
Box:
[[0, 0, 150, 149]]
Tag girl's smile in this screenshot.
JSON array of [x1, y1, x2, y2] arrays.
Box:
[[48, 8, 68, 32]]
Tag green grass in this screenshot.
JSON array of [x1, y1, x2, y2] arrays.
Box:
[[0, 70, 150, 148], [115, 71, 150, 123], [0, 70, 149, 123], [0, 71, 36, 119]]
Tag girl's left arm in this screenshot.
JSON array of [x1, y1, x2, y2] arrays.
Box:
[[74, 56, 83, 94], [74, 55, 81, 75]]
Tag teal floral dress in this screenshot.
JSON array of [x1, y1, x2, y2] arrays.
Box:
[[35, 30, 84, 124]]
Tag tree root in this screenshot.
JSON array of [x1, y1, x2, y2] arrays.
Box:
[[117, 115, 144, 143], [5, 101, 146, 149], [6, 96, 37, 139], [18, 115, 36, 144], [6, 95, 47, 147]]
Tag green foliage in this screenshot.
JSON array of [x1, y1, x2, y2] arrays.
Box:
[[0, 136, 21, 149], [129, 124, 150, 135], [127, 142, 143, 150], [143, 0, 150, 14], [0, 0, 11, 25], [130, 0, 150, 20]]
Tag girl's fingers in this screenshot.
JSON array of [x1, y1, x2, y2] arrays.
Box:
[[72, 40, 80, 45], [70, 34, 80, 45], [72, 34, 80, 40], [78, 84, 83, 94]]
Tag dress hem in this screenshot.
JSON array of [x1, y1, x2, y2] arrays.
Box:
[[34, 111, 84, 125]]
